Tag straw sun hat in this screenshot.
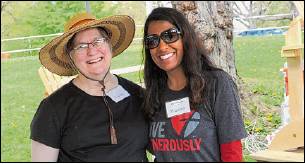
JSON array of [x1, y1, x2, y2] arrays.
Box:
[[39, 12, 135, 76]]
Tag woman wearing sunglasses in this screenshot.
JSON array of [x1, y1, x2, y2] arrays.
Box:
[[30, 13, 149, 162], [142, 7, 247, 162]]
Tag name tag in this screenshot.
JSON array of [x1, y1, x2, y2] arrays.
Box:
[[106, 85, 130, 103], [165, 97, 190, 118]]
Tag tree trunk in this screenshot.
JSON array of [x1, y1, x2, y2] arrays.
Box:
[[171, 1, 237, 82]]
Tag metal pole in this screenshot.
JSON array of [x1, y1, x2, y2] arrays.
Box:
[[85, 1, 91, 13]]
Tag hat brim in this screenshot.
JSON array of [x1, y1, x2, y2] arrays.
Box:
[[39, 15, 135, 76]]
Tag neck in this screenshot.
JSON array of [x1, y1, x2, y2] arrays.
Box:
[[166, 67, 187, 91], [73, 73, 118, 96]]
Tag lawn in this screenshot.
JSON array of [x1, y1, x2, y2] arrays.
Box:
[[234, 35, 286, 107], [1, 35, 288, 162]]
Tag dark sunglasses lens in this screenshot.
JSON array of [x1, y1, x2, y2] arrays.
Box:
[[145, 35, 159, 49], [162, 29, 180, 43]]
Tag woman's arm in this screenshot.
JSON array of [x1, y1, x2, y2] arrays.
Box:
[[31, 140, 59, 162], [220, 140, 243, 162]]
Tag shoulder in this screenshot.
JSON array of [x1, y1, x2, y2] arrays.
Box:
[[204, 69, 232, 81], [204, 69, 235, 86], [40, 81, 76, 110], [47, 81, 75, 100], [203, 69, 238, 96], [34, 81, 79, 125]]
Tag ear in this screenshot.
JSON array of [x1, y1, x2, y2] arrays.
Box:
[[67, 53, 78, 73]]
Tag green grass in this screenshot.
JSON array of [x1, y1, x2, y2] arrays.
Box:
[[112, 43, 143, 68], [234, 35, 286, 107], [1, 34, 290, 162], [1, 58, 43, 162], [243, 155, 257, 162], [234, 35, 287, 161]]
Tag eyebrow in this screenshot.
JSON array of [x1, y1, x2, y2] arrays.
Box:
[[75, 36, 103, 45], [148, 27, 176, 35]]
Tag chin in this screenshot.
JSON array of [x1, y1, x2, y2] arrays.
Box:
[[160, 65, 175, 71]]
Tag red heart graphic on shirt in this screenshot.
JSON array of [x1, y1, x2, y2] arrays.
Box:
[[170, 110, 194, 136]]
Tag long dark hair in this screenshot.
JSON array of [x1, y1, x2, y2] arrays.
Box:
[[142, 7, 216, 118]]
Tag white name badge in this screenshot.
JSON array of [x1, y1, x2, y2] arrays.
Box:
[[106, 85, 130, 103], [165, 97, 191, 118]]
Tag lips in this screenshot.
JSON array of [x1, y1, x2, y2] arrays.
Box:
[[160, 53, 173, 60], [87, 57, 103, 64]]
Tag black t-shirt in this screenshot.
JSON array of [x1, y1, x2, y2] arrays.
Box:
[[31, 76, 149, 162], [149, 70, 248, 162]]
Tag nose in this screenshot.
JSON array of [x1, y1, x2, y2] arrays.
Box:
[[87, 43, 98, 56], [158, 38, 169, 51]]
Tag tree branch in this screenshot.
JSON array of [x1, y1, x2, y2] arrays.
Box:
[[234, 18, 250, 28], [241, 1, 250, 12]]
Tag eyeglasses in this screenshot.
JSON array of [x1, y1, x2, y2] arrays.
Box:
[[73, 37, 108, 54], [144, 28, 181, 49]]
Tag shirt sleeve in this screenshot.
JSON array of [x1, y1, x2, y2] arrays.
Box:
[[30, 98, 61, 149], [213, 71, 248, 144], [220, 140, 243, 162]]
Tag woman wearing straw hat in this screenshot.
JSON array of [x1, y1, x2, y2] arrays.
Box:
[[30, 13, 149, 162]]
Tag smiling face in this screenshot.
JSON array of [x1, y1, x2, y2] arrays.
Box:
[[69, 28, 112, 80], [147, 20, 184, 74]]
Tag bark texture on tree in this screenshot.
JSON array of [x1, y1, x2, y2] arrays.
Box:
[[172, 1, 237, 82]]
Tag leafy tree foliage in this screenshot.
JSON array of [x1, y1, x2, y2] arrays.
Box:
[[2, 2, 117, 37], [25, 1, 117, 35], [1, 1, 117, 53]]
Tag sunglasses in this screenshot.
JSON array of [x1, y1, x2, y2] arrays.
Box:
[[144, 28, 181, 49]]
